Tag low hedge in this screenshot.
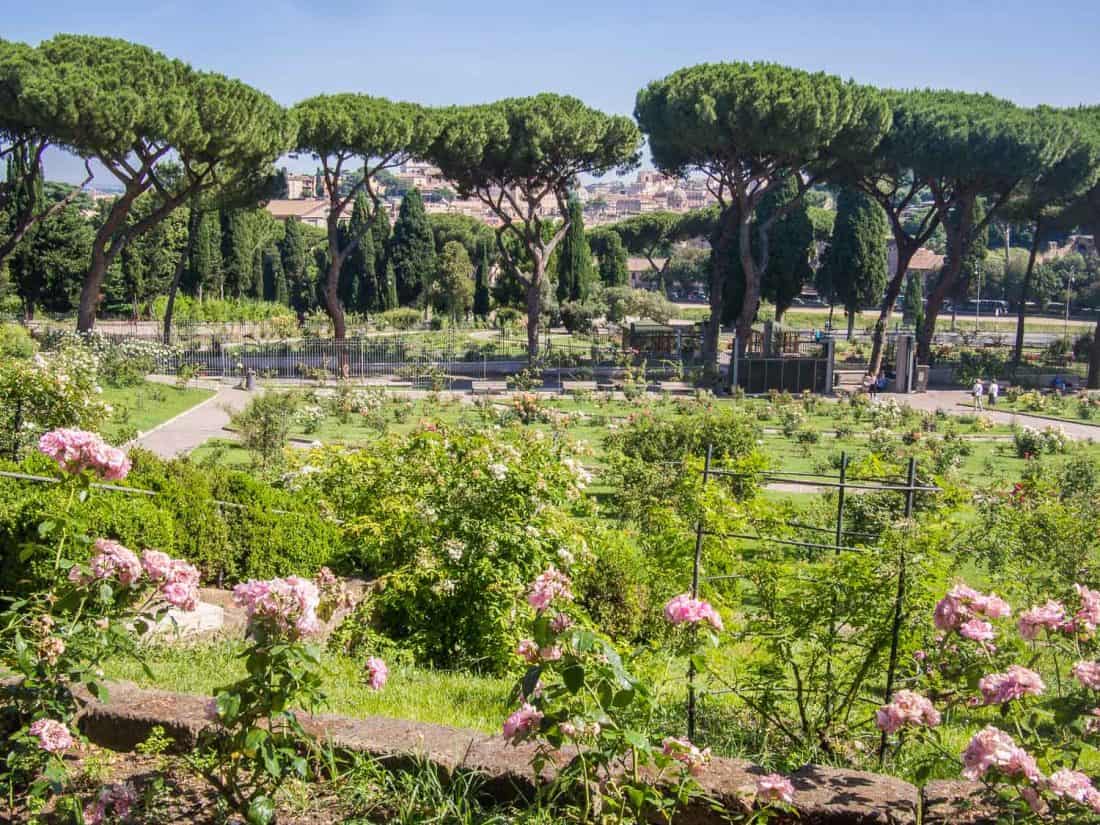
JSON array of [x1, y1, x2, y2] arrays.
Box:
[[0, 449, 343, 594]]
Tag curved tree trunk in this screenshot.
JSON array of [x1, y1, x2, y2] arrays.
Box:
[[1012, 222, 1042, 370], [701, 213, 735, 381], [868, 245, 918, 378], [918, 197, 974, 362], [164, 205, 201, 345], [846, 309, 856, 341], [526, 274, 542, 364], [323, 258, 347, 340], [76, 251, 109, 332]]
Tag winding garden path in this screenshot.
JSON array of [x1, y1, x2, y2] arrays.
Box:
[[132, 383, 252, 458]]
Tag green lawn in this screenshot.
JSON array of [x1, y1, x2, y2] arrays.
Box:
[[105, 641, 511, 733], [101, 381, 214, 442]]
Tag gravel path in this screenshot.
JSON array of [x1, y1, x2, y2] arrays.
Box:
[[132, 385, 253, 458]]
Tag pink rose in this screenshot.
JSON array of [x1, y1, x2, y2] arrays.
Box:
[[502, 703, 543, 744], [663, 593, 724, 631], [754, 773, 795, 804], [28, 718, 74, 754], [875, 690, 941, 734], [662, 736, 712, 776], [1018, 600, 1067, 640], [526, 567, 573, 612], [365, 657, 388, 691], [978, 665, 1045, 705]]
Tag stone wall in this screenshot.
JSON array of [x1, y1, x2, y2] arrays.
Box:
[[75, 682, 998, 825]]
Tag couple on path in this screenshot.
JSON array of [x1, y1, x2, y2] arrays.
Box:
[[972, 379, 999, 411]]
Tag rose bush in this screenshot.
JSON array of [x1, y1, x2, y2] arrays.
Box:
[[0, 430, 199, 819]]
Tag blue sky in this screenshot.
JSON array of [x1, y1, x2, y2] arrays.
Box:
[[13, 0, 1100, 184]]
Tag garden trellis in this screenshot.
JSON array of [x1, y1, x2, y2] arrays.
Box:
[[683, 448, 938, 762]]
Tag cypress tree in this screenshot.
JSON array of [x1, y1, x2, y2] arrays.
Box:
[[473, 238, 491, 320], [595, 231, 629, 287], [556, 196, 594, 303], [902, 272, 924, 332], [389, 188, 436, 306], [383, 260, 398, 310], [339, 193, 374, 313], [251, 246, 264, 299], [280, 217, 309, 312], [371, 207, 391, 277], [261, 244, 285, 303], [189, 209, 223, 299], [222, 210, 255, 299], [819, 188, 888, 339]]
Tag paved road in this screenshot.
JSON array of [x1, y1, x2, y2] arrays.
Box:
[[132, 385, 253, 458], [892, 390, 1100, 440]]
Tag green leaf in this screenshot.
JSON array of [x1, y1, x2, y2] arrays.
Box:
[[562, 664, 585, 693], [246, 795, 276, 825], [623, 730, 649, 750], [244, 727, 269, 753]]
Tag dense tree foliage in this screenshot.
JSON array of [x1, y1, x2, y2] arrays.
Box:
[[292, 94, 435, 338], [636, 61, 890, 377], [428, 94, 640, 360], [718, 175, 814, 326]]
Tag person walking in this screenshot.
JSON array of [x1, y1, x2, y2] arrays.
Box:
[[864, 372, 876, 400], [972, 378, 985, 411], [988, 379, 999, 407]]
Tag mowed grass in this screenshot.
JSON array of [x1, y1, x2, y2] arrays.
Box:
[[104, 640, 512, 733], [101, 381, 214, 439]]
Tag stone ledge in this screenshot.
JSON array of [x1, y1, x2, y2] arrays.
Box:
[[75, 682, 925, 824]]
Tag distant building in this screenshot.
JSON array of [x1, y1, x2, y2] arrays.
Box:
[[285, 173, 316, 199], [888, 241, 944, 284], [265, 199, 352, 227]]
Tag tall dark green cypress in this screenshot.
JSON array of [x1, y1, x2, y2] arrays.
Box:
[[818, 188, 888, 339], [383, 260, 398, 310], [339, 193, 373, 312], [389, 188, 436, 306], [473, 238, 492, 319], [556, 196, 594, 303], [280, 217, 310, 313], [595, 231, 629, 287]]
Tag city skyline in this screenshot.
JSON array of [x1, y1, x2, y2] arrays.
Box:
[[11, 0, 1100, 185]]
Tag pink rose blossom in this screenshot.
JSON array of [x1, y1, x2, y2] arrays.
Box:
[[663, 593, 724, 631], [38, 428, 130, 480], [662, 736, 712, 776], [365, 657, 388, 691], [38, 637, 65, 666], [83, 782, 138, 825], [978, 665, 1045, 705], [1073, 661, 1100, 690], [934, 584, 1011, 632], [502, 703, 543, 744], [526, 567, 573, 612], [539, 645, 563, 662], [962, 726, 1043, 782], [550, 612, 573, 633], [1018, 600, 1067, 640], [959, 619, 995, 641], [754, 773, 796, 804], [1047, 769, 1096, 803], [28, 719, 74, 754], [516, 639, 540, 664], [875, 690, 941, 734], [1075, 584, 1100, 632], [140, 549, 174, 582], [233, 576, 322, 640], [88, 539, 143, 587]]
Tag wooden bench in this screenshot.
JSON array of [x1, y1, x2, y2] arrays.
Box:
[[471, 380, 509, 395], [657, 381, 695, 395], [833, 369, 867, 398]]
